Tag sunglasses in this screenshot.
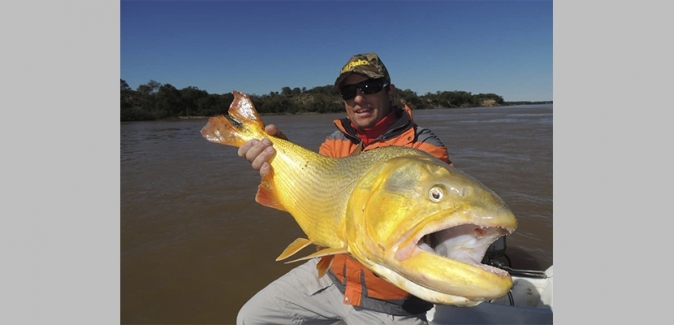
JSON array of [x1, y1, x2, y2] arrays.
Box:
[[339, 78, 388, 100]]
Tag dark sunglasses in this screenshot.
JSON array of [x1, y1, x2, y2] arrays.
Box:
[[339, 78, 388, 100]]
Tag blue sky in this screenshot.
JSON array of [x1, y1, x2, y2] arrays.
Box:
[[121, 0, 552, 102]]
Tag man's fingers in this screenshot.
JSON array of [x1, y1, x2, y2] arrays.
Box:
[[265, 124, 278, 136], [237, 140, 256, 158], [238, 139, 272, 166], [251, 146, 275, 170], [237, 133, 277, 172], [259, 162, 271, 177]]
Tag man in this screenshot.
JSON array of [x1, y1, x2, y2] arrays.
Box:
[[236, 53, 453, 325]]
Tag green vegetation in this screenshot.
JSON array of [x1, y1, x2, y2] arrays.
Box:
[[121, 79, 552, 121]]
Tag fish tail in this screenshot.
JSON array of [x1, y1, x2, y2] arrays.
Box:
[[200, 91, 266, 147]]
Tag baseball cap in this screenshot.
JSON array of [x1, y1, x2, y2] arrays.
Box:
[[334, 52, 391, 88]]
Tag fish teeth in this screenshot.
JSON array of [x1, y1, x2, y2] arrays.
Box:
[[418, 242, 434, 253]]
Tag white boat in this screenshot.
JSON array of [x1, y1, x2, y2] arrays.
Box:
[[428, 237, 553, 324]]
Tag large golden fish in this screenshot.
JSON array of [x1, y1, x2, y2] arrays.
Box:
[[201, 91, 518, 306]]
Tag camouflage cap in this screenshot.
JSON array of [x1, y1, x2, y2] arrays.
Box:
[[334, 52, 391, 88]]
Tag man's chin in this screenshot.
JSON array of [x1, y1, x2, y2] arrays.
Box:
[[353, 117, 377, 129]]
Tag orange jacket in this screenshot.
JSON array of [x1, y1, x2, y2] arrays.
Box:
[[318, 104, 452, 315]]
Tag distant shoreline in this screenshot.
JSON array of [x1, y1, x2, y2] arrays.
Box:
[[152, 103, 552, 122], [161, 111, 326, 121]]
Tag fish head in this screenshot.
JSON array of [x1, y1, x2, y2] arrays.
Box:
[[344, 152, 518, 306]]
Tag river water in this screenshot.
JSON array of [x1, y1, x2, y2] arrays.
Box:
[[121, 104, 553, 324]]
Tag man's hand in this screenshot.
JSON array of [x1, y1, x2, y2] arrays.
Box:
[[237, 124, 279, 177]]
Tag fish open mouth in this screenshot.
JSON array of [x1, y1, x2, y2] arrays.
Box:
[[396, 224, 511, 277]]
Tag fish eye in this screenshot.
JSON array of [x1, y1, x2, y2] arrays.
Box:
[[429, 186, 444, 202]]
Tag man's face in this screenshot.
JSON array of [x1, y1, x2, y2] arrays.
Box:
[[340, 74, 396, 130]]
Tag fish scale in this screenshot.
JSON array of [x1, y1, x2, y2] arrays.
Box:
[[264, 145, 348, 247]]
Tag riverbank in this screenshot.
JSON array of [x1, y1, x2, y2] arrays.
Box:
[[130, 103, 553, 122]]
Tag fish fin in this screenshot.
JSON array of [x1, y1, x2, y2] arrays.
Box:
[[200, 91, 265, 148], [200, 115, 247, 147], [284, 247, 349, 264], [316, 255, 335, 278], [276, 238, 313, 261], [255, 169, 287, 211], [228, 91, 265, 133]]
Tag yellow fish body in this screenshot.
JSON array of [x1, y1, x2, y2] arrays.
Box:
[[201, 91, 518, 306]]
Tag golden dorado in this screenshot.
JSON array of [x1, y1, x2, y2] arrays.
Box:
[[200, 91, 518, 306]]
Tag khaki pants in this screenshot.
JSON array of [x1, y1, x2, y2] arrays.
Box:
[[236, 258, 428, 325]]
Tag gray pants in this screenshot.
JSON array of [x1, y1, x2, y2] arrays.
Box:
[[236, 258, 429, 325]]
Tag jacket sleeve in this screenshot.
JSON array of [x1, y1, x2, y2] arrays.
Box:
[[318, 140, 336, 157], [319, 129, 355, 158], [413, 127, 453, 166]]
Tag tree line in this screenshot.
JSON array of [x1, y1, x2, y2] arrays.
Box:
[[121, 79, 551, 121]]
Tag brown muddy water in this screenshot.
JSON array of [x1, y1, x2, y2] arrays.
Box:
[[121, 104, 553, 324]]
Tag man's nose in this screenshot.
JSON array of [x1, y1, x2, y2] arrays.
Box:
[[353, 88, 366, 102]]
